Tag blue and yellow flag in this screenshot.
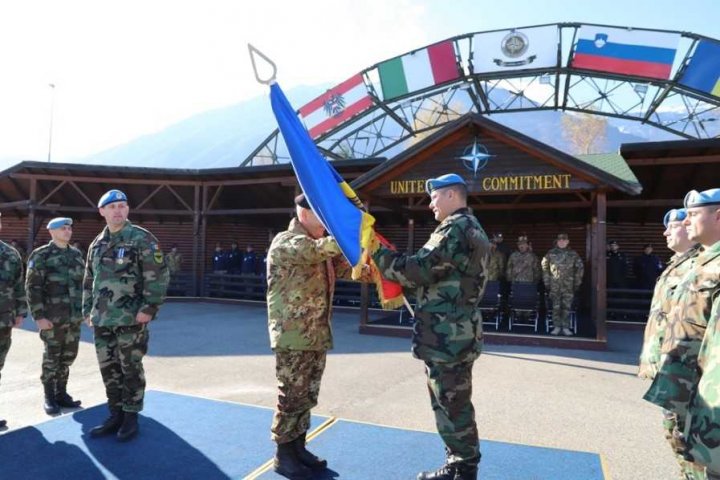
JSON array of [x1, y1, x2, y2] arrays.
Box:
[[270, 82, 375, 268]]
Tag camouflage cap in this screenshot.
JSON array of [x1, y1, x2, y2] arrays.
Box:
[[663, 208, 687, 228], [556, 233, 569, 240], [97, 189, 128, 208], [608, 239, 618, 246], [684, 188, 720, 208], [46, 217, 72, 230], [517, 235, 528, 244], [425, 173, 466, 194]]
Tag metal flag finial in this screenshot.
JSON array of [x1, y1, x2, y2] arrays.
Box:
[[248, 44, 277, 85]]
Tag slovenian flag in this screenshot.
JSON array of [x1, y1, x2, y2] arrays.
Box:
[[679, 39, 720, 97], [378, 40, 460, 100], [571, 26, 679, 80], [299, 74, 373, 139], [270, 82, 404, 309]]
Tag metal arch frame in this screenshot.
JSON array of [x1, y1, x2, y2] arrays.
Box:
[[240, 22, 720, 167]]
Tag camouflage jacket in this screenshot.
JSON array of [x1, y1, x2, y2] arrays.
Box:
[[267, 218, 355, 351], [644, 241, 720, 416], [638, 245, 700, 379], [82, 221, 169, 327], [486, 250, 505, 281], [26, 241, 85, 325], [506, 251, 541, 283], [686, 280, 720, 470], [0, 240, 27, 326], [166, 252, 183, 274], [372, 207, 490, 364], [541, 247, 584, 292]]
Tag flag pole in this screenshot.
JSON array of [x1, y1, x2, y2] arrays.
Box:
[[248, 44, 277, 85]]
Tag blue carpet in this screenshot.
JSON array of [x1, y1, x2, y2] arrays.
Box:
[[0, 390, 328, 480], [259, 420, 606, 480]]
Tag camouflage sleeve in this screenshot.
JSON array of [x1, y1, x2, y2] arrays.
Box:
[[534, 256, 541, 284], [25, 251, 46, 320], [12, 252, 27, 317], [333, 254, 374, 282], [541, 255, 551, 288], [371, 222, 461, 289], [273, 235, 342, 266], [574, 253, 585, 290], [82, 240, 96, 318], [138, 235, 169, 317], [505, 254, 514, 279]]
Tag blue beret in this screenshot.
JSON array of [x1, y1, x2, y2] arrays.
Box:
[[684, 188, 720, 209], [425, 173, 466, 194], [663, 208, 687, 228], [98, 189, 128, 208], [46, 217, 72, 230]]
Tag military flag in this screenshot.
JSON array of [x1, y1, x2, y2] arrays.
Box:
[[471, 25, 559, 73], [679, 39, 720, 97]]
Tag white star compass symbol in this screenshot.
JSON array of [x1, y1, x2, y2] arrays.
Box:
[[459, 140, 493, 177]]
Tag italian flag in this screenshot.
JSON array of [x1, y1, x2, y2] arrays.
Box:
[[298, 74, 373, 139], [378, 40, 459, 101]]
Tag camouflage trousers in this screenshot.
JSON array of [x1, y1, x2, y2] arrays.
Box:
[[425, 360, 480, 467], [549, 289, 574, 328], [39, 322, 81, 385], [94, 324, 149, 413], [662, 410, 706, 479], [0, 327, 11, 385], [271, 349, 327, 444]]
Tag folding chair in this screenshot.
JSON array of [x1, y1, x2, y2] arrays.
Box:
[[479, 281, 502, 330], [507, 282, 540, 332], [545, 294, 578, 334]]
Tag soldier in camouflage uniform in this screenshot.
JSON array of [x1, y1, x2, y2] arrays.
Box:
[[267, 193, 371, 479], [506, 235, 540, 284], [637, 208, 703, 480], [644, 189, 720, 480], [0, 212, 27, 428], [83, 190, 169, 442], [372, 174, 489, 480], [542, 233, 584, 336], [166, 244, 183, 276], [26, 217, 86, 416], [486, 241, 505, 282]]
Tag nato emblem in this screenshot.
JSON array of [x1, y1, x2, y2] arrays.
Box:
[[494, 30, 537, 67], [458, 139, 493, 178]]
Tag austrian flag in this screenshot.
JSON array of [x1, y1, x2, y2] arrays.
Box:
[[298, 74, 373, 139]]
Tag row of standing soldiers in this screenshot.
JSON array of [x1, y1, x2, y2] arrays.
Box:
[[212, 242, 266, 275], [485, 232, 584, 335]]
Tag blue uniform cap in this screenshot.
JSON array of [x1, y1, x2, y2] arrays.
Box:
[[425, 173, 466, 194], [46, 217, 72, 230], [663, 208, 687, 228], [97, 189, 128, 208], [684, 188, 720, 209]]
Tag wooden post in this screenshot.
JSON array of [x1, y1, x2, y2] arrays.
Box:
[[407, 218, 415, 253], [27, 178, 37, 252], [199, 185, 208, 296], [591, 191, 607, 342], [192, 184, 201, 296]]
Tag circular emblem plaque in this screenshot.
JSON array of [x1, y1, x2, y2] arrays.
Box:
[[501, 31, 529, 58]]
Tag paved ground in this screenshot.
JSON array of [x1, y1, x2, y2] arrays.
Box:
[[1, 302, 676, 479]]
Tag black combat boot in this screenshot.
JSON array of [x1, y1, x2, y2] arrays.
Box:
[[116, 412, 139, 442], [294, 432, 328, 470], [43, 383, 61, 415], [417, 463, 478, 480], [273, 440, 313, 479], [0, 419, 6, 428], [90, 409, 124, 437], [55, 382, 82, 408]]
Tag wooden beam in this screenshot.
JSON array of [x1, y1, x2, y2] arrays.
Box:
[[591, 192, 607, 342], [135, 184, 165, 210], [0, 200, 31, 209], [166, 185, 193, 212], [201, 176, 297, 187], [206, 185, 224, 212], [68, 181, 97, 208], [27, 179, 37, 251], [205, 208, 294, 216], [193, 185, 201, 296], [11, 172, 198, 186], [607, 198, 681, 207], [38, 180, 67, 205]]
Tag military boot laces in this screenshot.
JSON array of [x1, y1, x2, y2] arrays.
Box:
[[274, 441, 313, 479], [90, 410, 124, 437], [43, 383, 61, 415], [294, 433, 328, 470], [116, 412, 139, 442], [55, 384, 82, 408]]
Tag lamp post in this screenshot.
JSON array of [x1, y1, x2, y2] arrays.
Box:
[[47, 83, 56, 162]]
